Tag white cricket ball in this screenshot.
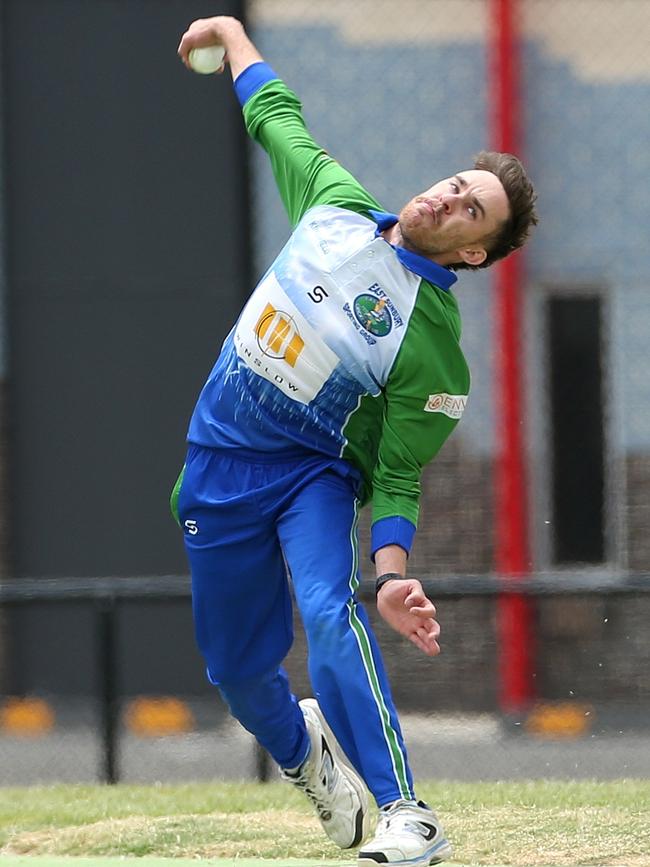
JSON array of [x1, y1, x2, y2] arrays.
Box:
[[189, 45, 226, 74]]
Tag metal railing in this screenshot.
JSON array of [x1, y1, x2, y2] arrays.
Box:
[[2, 573, 650, 785]]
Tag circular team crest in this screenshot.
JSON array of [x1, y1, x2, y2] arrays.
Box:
[[353, 294, 392, 337]]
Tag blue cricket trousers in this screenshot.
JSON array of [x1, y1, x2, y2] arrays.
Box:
[[176, 443, 415, 807]]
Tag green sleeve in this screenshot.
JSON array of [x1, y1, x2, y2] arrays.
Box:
[[243, 79, 382, 226], [371, 285, 470, 528]]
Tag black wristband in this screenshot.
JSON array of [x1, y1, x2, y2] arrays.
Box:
[[375, 572, 408, 597]]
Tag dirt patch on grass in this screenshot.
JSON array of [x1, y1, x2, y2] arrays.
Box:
[[447, 805, 650, 866], [3, 803, 649, 865], [1, 809, 338, 860]]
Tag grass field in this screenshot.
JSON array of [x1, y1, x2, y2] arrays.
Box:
[[1, 780, 649, 867]]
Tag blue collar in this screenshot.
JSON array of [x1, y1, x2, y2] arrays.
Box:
[[368, 209, 458, 292]]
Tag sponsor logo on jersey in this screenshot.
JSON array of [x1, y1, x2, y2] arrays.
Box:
[[255, 303, 304, 367], [235, 272, 339, 405], [353, 294, 392, 337], [307, 285, 329, 304], [235, 334, 301, 394], [424, 393, 467, 419]]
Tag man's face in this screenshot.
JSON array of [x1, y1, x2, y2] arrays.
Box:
[[398, 169, 510, 267]]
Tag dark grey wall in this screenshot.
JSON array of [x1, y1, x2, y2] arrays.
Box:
[[3, 0, 249, 579], [5, 600, 209, 696], [1, 0, 250, 695]]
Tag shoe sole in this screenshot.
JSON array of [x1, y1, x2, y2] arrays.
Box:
[[299, 698, 370, 848], [358, 837, 453, 866]]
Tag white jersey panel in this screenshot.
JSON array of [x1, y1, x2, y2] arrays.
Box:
[[273, 206, 422, 393], [234, 271, 340, 405], [189, 205, 425, 456]]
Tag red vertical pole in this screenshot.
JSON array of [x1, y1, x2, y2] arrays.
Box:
[[490, 0, 535, 713]]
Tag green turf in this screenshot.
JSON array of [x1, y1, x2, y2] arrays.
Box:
[[0, 854, 626, 867], [0, 859, 356, 867], [0, 860, 519, 867], [1, 780, 649, 865]]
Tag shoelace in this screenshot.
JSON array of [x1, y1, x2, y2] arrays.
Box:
[[292, 775, 334, 820], [377, 802, 432, 838], [292, 754, 342, 820], [376, 811, 393, 834]]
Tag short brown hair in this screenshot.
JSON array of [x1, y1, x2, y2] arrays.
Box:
[[454, 150, 538, 271]]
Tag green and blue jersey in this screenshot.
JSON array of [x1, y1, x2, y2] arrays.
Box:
[[188, 63, 470, 557]]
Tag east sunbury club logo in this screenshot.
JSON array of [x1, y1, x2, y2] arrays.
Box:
[[353, 294, 392, 337]]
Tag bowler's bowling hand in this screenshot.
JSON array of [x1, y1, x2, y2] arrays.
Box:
[[377, 578, 441, 656]]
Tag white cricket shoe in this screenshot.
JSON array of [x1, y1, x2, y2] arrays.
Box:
[[358, 799, 453, 866], [280, 698, 369, 849]]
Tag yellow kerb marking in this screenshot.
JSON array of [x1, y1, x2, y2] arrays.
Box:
[[125, 696, 195, 736], [525, 701, 594, 738], [1, 697, 55, 736]]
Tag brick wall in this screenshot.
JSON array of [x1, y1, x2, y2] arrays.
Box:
[[626, 453, 650, 571], [284, 594, 499, 713], [537, 594, 650, 705], [282, 436, 650, 714], [357, 438, 495, 577], [283, 589, 650, 716]]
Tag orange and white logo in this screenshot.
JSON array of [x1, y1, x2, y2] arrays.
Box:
[[424, 393, 467, 419], [235, 271, 339, 405], [254, 303, 305, 367]]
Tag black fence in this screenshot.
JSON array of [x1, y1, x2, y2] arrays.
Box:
[[2, 574, 650, 786]]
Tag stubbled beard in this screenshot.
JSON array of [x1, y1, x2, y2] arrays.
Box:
[[399, 218, 446, 257]]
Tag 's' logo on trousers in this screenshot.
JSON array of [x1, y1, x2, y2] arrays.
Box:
[[255, 303, 305, 367]]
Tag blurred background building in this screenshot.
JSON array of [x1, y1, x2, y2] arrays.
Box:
[[1, 0, 650, 784]]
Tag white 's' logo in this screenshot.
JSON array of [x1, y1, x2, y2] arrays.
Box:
[[184, 519, 199, 536], [424, 393, 467, 419]]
